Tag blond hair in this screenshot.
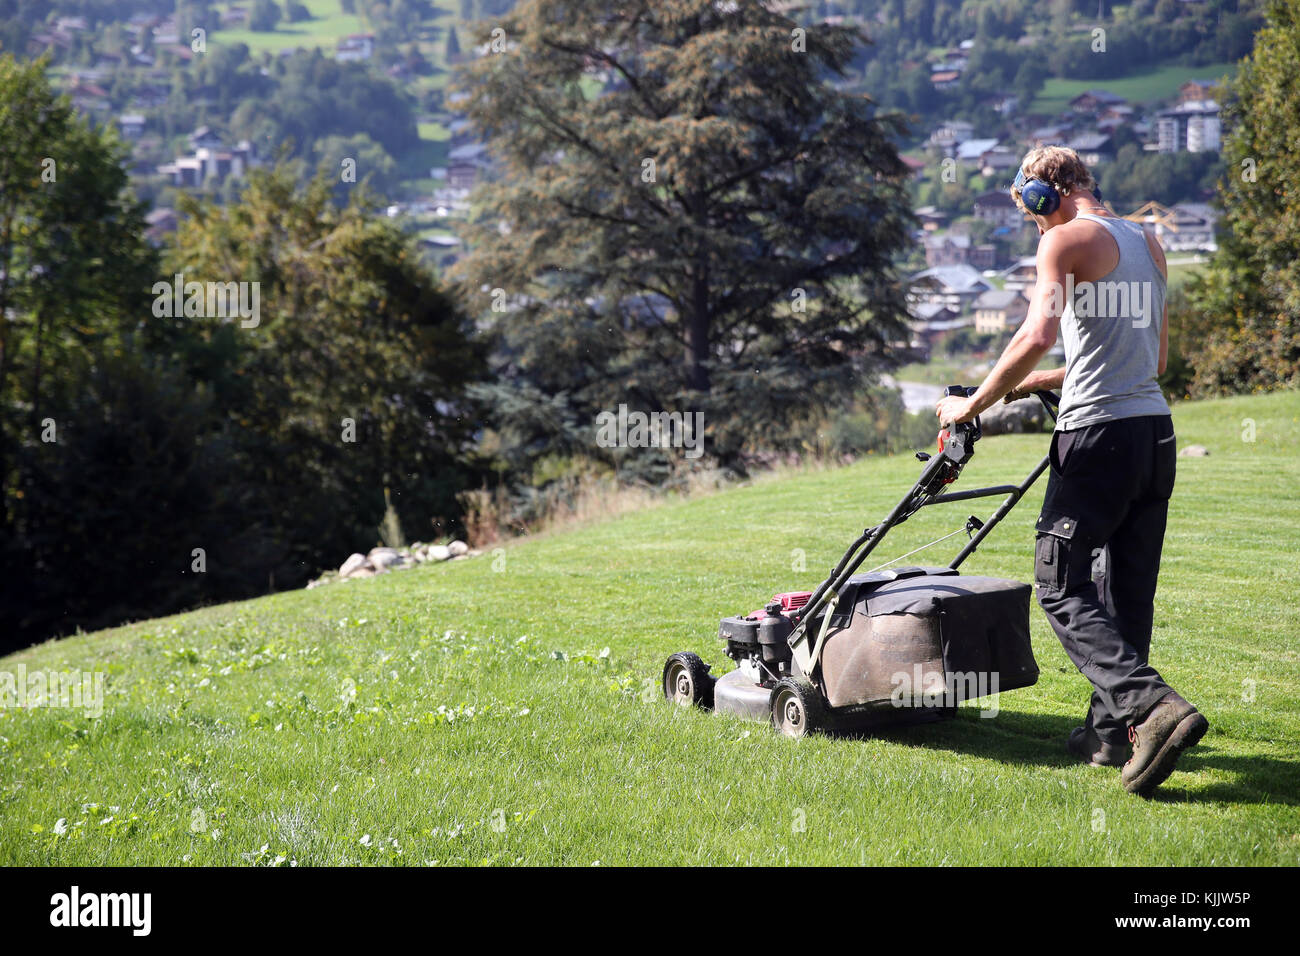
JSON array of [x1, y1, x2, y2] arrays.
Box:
[[1011, 145, 1096, 213]]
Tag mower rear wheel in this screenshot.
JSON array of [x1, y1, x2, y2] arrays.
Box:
[[770, 677, 825, 738], [662, 652, 715, 709]]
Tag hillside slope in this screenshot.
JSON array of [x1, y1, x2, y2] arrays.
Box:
[[2, 391, 1298, 865]]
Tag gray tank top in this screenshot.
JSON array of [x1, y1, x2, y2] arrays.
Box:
[[1056, 213, 1170, 430]]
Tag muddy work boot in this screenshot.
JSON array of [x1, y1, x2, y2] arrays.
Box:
[[1121, 692, 1209, 796], [1068, 725, 1127, 768]]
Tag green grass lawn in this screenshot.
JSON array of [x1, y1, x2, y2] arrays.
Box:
[[1031, 61, 1239, 115], [211, 0, 370, 55], [2, 391, 1298, 865]]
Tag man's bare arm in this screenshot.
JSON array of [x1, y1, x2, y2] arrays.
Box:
[[1006, 365, 1066, 402], [963, 231, 1068, 417]]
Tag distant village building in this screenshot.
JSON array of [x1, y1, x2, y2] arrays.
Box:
[[929, 120, 976, 153], [1066, 131, 1114, 166], [913, 206, 948, 231], [955, 137, 999, 165], [900, 155, 927, 180], [1153, 203, 1219, 252], [973, 191, 1022, 231], [1178, 80, 1218, 105], [923, 231, 998, 270], [979, 145, 1021, 178], [151, 17, 180, 46], [972, 289, 1029, 334], [923, 232, 971, 268], [188, 125, 223, 150], [337, 34, 375, 62], [907, 303, 973, 356], [446, 161, 479, 191], [158, 139, 256, 188], [66, 80, 110, 113], [1156, 101, 1221, 153], [1096, 104, 1135, 133], [930, 70, 961, 90], [908, 264, 993, 313], [1069, 89, 1127, 114], [117, 114, 147, 140], [1028, 123, 1073, 147], [968, 243, 997, 270], [984, 94, 1019, 117], [999, 256, 1038, 293]]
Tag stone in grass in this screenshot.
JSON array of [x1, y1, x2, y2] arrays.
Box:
[[980, 399, 1047, 436], [1178, 444, 1210, 458], [345, 566, 376, 579], [339, 553, 368, 577], [448, 540, 469, 557], [368, 547, 404, 570], [426, 544, 452, 561]]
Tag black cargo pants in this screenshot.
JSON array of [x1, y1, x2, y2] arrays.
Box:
[[1034, 413, 1177, 745]]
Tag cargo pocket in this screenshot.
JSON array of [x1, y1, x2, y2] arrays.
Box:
[[1034, 510, 1081, 592], [1154, 419, 1177, 500]]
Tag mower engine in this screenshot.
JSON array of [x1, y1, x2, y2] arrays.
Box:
[[717, 591, 811, 687]]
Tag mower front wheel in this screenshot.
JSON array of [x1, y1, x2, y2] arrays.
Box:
[[662, 652, 715, 709], [770, 677, 825, 739]]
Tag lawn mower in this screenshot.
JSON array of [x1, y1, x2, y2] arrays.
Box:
[[662, 386, 1061, 737]]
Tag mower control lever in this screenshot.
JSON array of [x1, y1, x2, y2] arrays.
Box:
[[941, 384, 983, 444]]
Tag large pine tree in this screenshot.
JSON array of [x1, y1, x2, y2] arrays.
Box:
[[447, 0, 915, 473]]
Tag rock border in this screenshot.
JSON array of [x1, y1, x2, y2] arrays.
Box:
[[306, 541, 480, 588]]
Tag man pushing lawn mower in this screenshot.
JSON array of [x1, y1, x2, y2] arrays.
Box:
[[933, 145, 1208, 797]]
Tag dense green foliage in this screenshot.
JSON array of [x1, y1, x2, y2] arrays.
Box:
[[1179, 0, 1300, 395], [1096, 145, 1223, 212], [0, 56, 483, 650]]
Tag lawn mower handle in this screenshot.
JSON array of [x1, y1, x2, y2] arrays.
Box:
[[1021, 389, 1060, 422], [786, 387, 1061, 642]]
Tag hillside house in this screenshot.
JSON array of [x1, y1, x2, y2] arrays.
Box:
[[1066, 131, 1114, 166], [1000, 256, 1038, 293], [908, 303, 973, 356], [118, 114, 147, 140], [1157, 101, 1221, 153], [929, 120, 975, 152], [973, 191, 1023, 231], [1156, 203, 1218, 252], [979, 145, 1021, 178], [1179, 80, 1218, 104], [908, 264, 993, 313], [1069, 89, 1127, 114], [955, 137, 999, 165], [972, 289, 1029, 334], [337, 34, 375, 62], [158, 141, 255, 188]]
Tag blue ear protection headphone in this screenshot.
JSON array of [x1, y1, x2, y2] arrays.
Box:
[[1012, 165, 1061, 216], [1012, 163, 1104, 216]]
